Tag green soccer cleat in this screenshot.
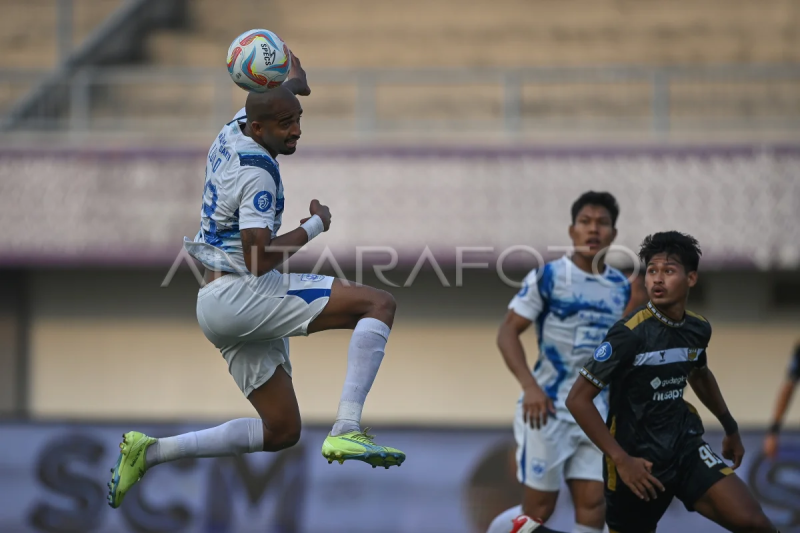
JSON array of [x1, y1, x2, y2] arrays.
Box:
[[107, 431, 156, 508], [321, 428, 405, 469]]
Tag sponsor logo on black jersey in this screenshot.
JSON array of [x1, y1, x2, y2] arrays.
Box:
[[653, 388, 684, 401], [650, 376, 686, 389]]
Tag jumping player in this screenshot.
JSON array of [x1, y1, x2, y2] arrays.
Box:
[[107, 54, 404, 508], [762, 342, 800, 459], [488, 192, 644, 533], [567, 231, 778, 533]]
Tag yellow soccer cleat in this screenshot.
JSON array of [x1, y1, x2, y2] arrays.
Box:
[[321, 428, 405, 469], [107, 431, 156, 508]]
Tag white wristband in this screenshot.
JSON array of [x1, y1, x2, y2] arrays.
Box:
[[301, 214, 324, 241]]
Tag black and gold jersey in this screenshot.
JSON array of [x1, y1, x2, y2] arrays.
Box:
[[580, 301, 711, 477]]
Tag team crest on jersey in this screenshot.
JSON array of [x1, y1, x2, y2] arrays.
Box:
[[594, 342, 612, 362], [300, 274, 325, 282], [254, 191, 273, 212], [688, 348, 699, 361]]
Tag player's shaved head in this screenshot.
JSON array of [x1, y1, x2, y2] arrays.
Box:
[[243, 86, 303, 157], [245, 86, 300, 123]]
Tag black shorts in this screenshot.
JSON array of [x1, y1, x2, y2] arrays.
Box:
[[604, 438, 734, 533]]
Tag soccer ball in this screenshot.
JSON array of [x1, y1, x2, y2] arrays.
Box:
[[226, 29, 291, 93]]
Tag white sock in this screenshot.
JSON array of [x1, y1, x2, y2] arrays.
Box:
[[487, 505, 523, 533], [572, 525, 603, 533], [330, 317, 390, 436], [145, 418, 264, 468]]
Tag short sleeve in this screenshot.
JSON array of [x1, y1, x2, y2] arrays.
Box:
[[696, 320, 712, 369], [580, 322, 643, 389], [789, 344, 800, 382], [695, 349, 708, 369], [508, 268, 544, 322], [238, 167, 278, 231]]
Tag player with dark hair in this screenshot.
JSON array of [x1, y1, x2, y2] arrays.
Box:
[[488, 192, 645, 533], [570, 191, 620, 234], [566, 231, 779, 532], [763, 342, 800, 459]]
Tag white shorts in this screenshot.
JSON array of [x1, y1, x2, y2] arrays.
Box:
[[196, 271, 334, 397], [514, 402, 604, 492]]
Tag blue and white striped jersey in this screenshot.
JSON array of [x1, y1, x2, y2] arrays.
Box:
[[184, 109, 285, 274], [508, 256, 631, 422]]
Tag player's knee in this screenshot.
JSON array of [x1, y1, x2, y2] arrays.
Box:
[[273, 427, 301, 450], [263, 424, 301, 451], [575, 501, 606, 529], [575, 495, 605, 528], [281, 426, 302, 449], [734, 511, 774, 533], [378, 289, 396, 316], [369, 289, 396, 323]]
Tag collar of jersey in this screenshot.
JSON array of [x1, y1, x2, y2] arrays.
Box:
[[646, 301, 685, 328], [563, 255, 610, 280]]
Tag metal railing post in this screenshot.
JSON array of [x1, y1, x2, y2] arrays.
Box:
[[503, 71, 523, 136], [356, 71, 377, 137], [57, 0, 73, 64], [70, 69, 91, 131], [651, 69, 670, 138]]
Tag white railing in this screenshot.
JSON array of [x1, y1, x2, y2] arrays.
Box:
[[2, 64, 800, 139]]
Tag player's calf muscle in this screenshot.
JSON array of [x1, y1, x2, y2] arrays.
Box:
[[522, 489, 558, 523]]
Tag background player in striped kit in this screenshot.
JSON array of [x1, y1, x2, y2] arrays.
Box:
[[488, 192, 644, 533]]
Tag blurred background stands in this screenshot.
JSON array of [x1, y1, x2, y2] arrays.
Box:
[[1, 0, 800, 143]]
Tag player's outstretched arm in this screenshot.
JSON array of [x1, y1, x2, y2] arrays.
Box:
[[497, 310, 554, 429], [763, 380, 797, 459], [567, 377, 665, 501], [764, 345, 800, 459], [570, 324, 665, 500], [241, 199, 331, 276], [688, 366, 744, 469], [566, 378, 627, 461]]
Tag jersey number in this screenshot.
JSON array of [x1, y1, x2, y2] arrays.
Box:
[[699, 444, 722, 468]]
